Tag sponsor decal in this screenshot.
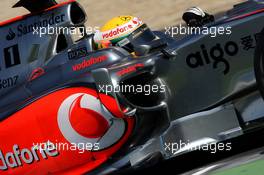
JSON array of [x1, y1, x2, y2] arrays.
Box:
[[6, 29, 15, 41], [120, 16, 132, 21], [29, 67, 45, 81], [95, 17, 143, 41], [6, 13, 65, 40], [72, 55, 107, 71], [0, 142, 58, 171], [116, 63, 145, 76], [0, 75, 18, 90], [240, 32, 260, 51], [57, 93, 126, 150], [68, 47, 88, 60], [186, 41, 239, 75]]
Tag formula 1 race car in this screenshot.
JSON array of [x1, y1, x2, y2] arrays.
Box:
[[1, 0, 264, 174]]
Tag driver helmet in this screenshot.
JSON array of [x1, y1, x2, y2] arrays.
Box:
[[94, 15, 156, 53], [182, 7, 214, 27]]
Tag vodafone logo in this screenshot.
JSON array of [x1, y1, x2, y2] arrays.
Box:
[[57, 93, 126, 151], [102, 24, 133, 40], [94, 17, 143, 41]]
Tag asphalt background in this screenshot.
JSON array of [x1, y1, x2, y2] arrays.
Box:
[[1, 0, 243, 30]]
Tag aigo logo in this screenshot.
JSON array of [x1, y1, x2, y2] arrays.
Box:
[[186, 41, 239, 75], [57, 93, 126, 151]]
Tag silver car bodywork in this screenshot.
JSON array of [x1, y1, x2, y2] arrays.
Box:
[[90, 1, 264, 174]]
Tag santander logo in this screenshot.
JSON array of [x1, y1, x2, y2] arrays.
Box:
[[57, 93, 126, 151]]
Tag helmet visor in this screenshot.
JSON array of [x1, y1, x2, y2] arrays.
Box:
[[116, 24, 157, 53], [129, 24, 156, 45]]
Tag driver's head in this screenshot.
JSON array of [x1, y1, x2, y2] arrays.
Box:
[[94, 15, 147, 52]]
